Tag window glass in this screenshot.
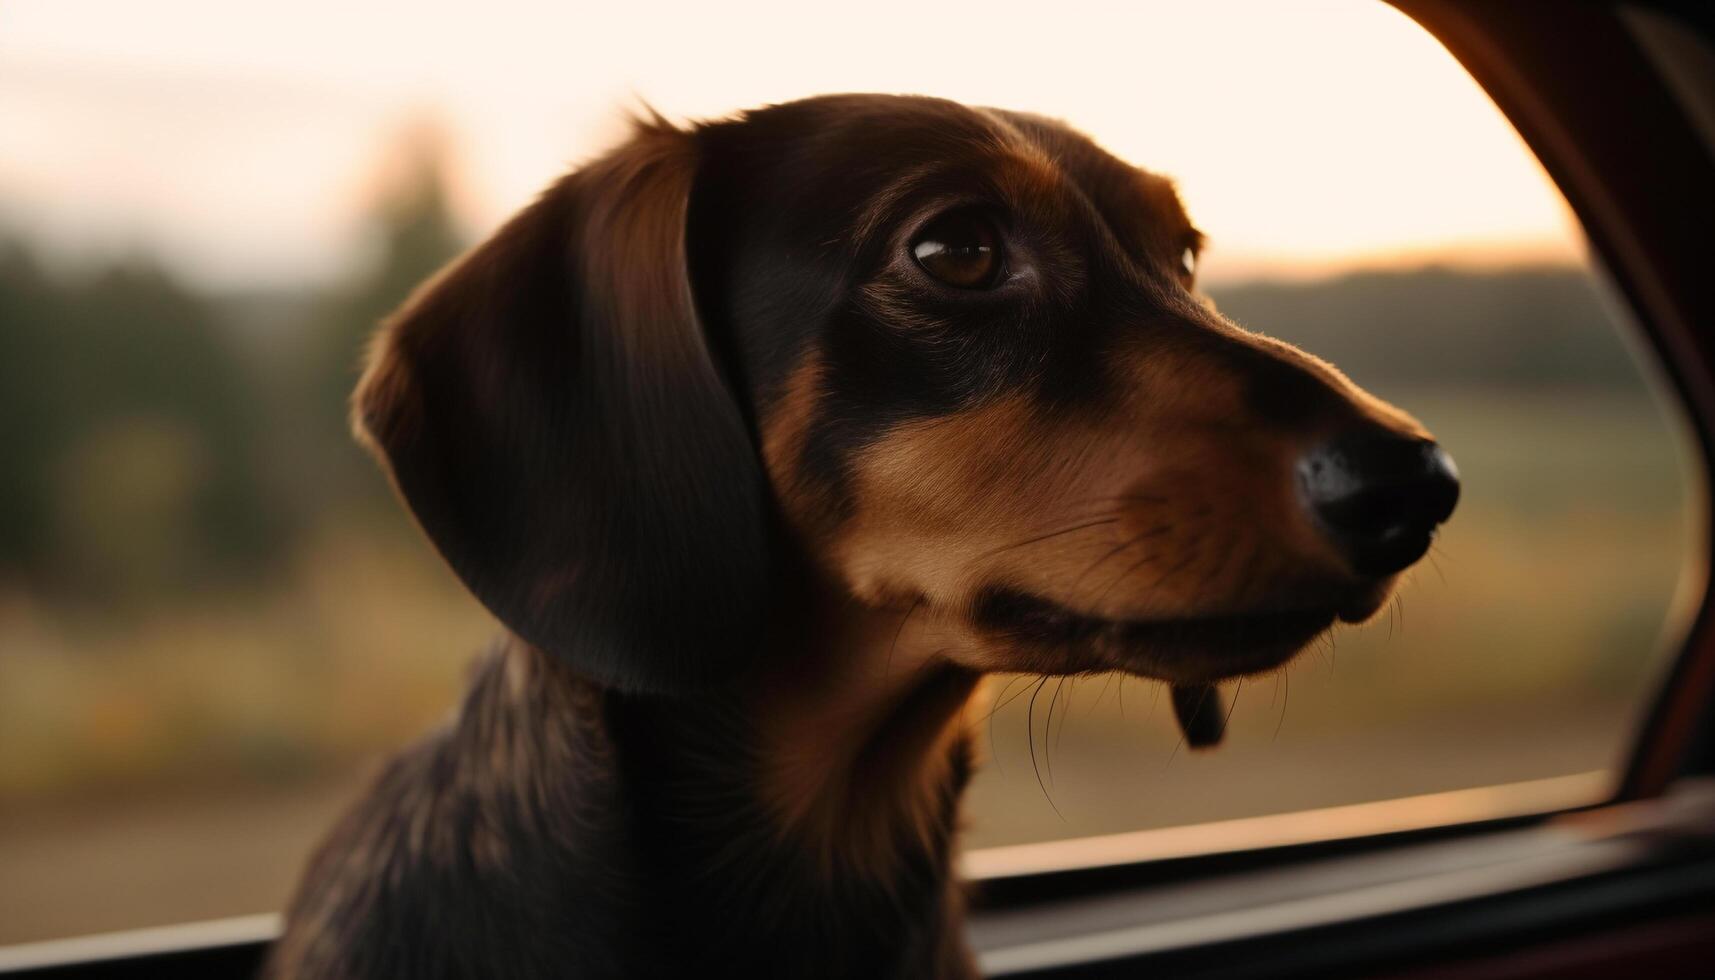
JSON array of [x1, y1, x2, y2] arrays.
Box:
[[0, 0, 1700, 944]]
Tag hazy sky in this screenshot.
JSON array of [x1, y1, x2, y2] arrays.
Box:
[[0, 0, 1585, 290]]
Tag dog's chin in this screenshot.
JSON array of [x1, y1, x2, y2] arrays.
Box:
[[1090, 607, 1338, 684], [977, 583, 1396, 686], [1333, 581, 1397, 624]]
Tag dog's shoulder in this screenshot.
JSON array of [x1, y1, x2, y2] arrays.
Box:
[[264, 643, 640, 980]]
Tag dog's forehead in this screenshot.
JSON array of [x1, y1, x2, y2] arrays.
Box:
[[726, 95, 1193, 246], [993, 109, 1199, 254]]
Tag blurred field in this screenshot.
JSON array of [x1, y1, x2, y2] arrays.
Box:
[[0, 381, 1696, 944]]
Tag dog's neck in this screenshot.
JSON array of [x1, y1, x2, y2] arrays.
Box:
[[589, 588, 983, 975], [604, 588, 982, 867], [741, 591, 980, 870]]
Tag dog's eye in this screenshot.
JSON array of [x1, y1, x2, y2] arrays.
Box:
[[1180, 246, 1198, 280], [911, 210, 1003, 289]]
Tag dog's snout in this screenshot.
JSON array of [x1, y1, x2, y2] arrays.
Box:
[[1298, 432, 1460, 576]]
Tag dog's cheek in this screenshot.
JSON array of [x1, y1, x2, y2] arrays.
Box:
[[829, 397, 1093, 603], [758, 354, 848, 548]]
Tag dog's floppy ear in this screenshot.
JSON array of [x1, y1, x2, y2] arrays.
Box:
[[353, 119, 769, 695]]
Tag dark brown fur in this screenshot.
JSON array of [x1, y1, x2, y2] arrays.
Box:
[[268, 95, 1452, 979]]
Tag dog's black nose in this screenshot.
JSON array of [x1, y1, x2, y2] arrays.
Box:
[[1298, 431, 1459, 576]]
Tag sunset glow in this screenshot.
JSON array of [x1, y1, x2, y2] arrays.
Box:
[[0, 0, 1583, 287]]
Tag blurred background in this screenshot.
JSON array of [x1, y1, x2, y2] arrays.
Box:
[[0, 0, 1702, 946]]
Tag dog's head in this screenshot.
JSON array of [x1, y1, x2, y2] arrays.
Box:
[[356, 95, 1457, 704]]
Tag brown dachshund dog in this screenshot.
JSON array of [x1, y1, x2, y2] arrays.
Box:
[[266, 94, 1458, 979]]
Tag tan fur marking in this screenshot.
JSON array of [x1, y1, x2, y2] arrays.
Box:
[[747, 593, 980, 879], [825, 317, 1430, 656], [760, 353, 832, 537]]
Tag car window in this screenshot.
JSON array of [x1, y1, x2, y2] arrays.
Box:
[[0, 0, 1700, 945]]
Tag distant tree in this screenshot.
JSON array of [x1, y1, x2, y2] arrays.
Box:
[[0, 244, 66, 574], [0, 243, 283, 595], [1208, 266, 1640, 393]]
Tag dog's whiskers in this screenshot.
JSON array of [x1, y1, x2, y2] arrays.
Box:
[[1044, 677, 1066, 787], [980, 674, 1035, 725], [1274, 666, 1292, 740], [1055, 679, 1075, 744], [974, 515, 1122, 562], [977, 491, 1171, 569], [1193, 537, 1235, 592], [1071, 523, 1173, 596], [1070, 490, 1169, 508], [886, 595, 925, 679], [1025, 678, 1065, 820], [985, 675, 1028, 774], [1150, 547, 1201, 592], [1093, 533, 1182, 611]]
